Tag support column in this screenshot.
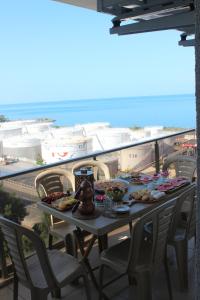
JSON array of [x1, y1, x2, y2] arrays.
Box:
[[195, 1, 200, 299]]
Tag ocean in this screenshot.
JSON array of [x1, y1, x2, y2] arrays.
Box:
[[0, 94, 195, 128]]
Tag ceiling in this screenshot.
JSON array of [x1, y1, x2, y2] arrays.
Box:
[[53, 0, 97, 10], [54, 0, 195, 45]]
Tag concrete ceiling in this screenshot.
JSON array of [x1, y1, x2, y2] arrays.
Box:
[[54, 0, 195, 45], [53, 0, 97, 10]]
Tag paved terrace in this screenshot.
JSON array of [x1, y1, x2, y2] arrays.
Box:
[[0, 225, 195, 300]]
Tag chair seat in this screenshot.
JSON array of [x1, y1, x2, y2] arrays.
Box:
[[27, 249, 83, 289], [49, 221, 76, 239]]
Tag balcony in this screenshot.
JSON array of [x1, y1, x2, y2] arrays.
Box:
[[0, 129, 196, 300]]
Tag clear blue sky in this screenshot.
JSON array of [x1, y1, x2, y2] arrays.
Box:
[[0, 0, 195, 104]]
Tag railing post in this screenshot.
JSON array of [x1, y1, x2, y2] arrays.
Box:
[[0, 230, 7, 279], [154, 140, 160, 173]]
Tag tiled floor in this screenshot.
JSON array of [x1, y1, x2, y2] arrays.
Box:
[[0, 226, 195, 300]]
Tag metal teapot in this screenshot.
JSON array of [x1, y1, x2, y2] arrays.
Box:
[[74, 179, 95, 215]]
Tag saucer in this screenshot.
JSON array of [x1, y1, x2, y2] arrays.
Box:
[[112, 205, 130, 214]]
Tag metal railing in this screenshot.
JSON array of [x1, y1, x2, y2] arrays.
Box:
[[0, 128, 195, 181]]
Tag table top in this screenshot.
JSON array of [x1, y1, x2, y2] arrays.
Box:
[[37, 181, 191, 237]]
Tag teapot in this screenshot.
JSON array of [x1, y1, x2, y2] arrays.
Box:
[[74, 179, 95, 215]]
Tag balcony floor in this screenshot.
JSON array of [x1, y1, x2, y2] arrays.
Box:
[[0, 225, 195, 300]]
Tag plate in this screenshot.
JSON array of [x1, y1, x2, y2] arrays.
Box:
[[129, 175, 153, 185], [155, 179, 190, 193], [129, 189, 165, 203], [42, 196, 77, 211], [112, 205, 130, 214], [94, 179, 129, 193]]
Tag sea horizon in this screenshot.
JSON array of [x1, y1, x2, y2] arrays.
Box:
[[0, 92, 194, 106], [0, 93, 195, 129]]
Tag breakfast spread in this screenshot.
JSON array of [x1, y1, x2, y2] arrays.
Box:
[[40, 174, 189, 211]]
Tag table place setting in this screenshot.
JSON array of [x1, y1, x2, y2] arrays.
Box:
[[39, 171, 191, 221]]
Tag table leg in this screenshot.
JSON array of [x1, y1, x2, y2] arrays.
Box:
[[98, 235, 108, 253], [129, 221, 132, 233], [74, 228, 109, 300], [0, 231, 7, 278]]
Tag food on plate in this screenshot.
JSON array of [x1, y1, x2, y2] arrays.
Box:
[[53, 196, 77, 211], [130, 175, 153, 184], [42, 192, 65, 204], [129, 188, 164, 202], [152, 173, 160, 180], [141, 194, 149, 201], [106, 187, 125, 202], [156, 177, 189, 192], [95, 194, 106, 202], [160, 170, 169, 177], [94, 180, 128, 193], [130, 171, 140, 178], [130, 189, 152, 201]]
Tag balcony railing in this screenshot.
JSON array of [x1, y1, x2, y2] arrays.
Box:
[[0, 128, 195, 181]]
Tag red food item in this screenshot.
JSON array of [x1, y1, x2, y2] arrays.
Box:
[[42, 192, 65, 204], [143, 177, 150, 181], [95, 195, 106, 202], [152, 173, 160, 179], [160, 171, 169, 177], [156, 182, 174, 191]]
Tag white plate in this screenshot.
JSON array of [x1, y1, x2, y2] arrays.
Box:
[[112, 205, 130, 214]]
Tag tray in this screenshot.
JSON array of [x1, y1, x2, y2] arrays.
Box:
[[156, 181, 190, 194], [130, 197, 164, 204], [41, 196, 77, 212], [42, 201, 75, 211]]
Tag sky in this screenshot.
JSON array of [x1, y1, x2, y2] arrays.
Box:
[[0, 0, 195, 104]]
